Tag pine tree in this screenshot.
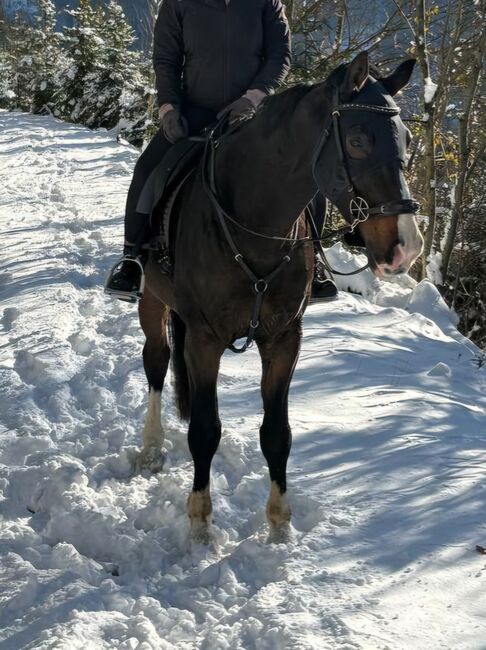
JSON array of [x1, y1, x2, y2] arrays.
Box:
[[0, 5, 17, 109], [54, 0, 149, 136], [53, 0, 103, 122], [31, 0, 64, 112], [0, 0, 62, 112], [3, 11, 34, 110]]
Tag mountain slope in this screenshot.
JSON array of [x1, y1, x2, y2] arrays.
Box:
[[1, 111, 486, 649]]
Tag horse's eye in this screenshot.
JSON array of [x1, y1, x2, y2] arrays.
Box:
[[346, 128, 371, 159]]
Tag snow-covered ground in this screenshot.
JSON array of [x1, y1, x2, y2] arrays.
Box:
[[1, 111, 486, 650]]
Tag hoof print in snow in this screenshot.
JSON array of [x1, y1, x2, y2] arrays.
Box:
[[134, 446, 165, 474]]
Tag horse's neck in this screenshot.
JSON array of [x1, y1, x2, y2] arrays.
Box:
[[215, 95, 330, 237]]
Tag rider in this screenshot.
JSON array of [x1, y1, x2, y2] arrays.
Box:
[[106, 0, 337, 302]]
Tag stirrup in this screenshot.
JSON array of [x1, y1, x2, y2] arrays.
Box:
[[104, 255, 146, 303]]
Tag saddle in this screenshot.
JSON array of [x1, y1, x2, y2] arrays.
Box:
[[148, 137, 205, 272]]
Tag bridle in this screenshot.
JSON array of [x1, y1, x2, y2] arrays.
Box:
[[311, 96, 420, 233], [308, 94, 420, 279], [200, 93, 420, 353]]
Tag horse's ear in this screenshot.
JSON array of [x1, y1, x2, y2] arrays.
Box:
[[381, 59, 416, 96], [341, 51, 369, 100]]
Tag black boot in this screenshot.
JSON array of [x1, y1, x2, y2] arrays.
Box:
[[105, 247, 146, 303], [311, 256, 338, 303]]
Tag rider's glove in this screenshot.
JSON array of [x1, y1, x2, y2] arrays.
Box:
[[217, 96, 256, 124], [161, 107, 189, 144]]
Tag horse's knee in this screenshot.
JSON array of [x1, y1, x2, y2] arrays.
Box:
[[188, 418, 221, 461]]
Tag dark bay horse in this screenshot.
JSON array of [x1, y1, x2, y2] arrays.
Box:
[[136, 52, 423, 540]]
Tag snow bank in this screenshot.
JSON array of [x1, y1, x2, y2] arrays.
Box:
[[1, 112, 486, 649]]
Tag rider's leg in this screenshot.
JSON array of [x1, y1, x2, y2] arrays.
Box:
[[105, 106, 217, 301], [125, 129, 173, 249], [106, 129, 173, 300]]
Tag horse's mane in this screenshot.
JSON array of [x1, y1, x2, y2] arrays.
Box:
[[256, 83, 314, 128], [255, 60, 385, 130]]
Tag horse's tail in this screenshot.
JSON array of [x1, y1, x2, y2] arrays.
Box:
[[169, 311, 191, 421]]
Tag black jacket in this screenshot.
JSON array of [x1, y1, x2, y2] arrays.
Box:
[[153, 0, 291, 112]]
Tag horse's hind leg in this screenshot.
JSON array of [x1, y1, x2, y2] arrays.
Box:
[[137, 291, 171, 471], [257, 323, 302, 537], [183, 326, 224, 541]]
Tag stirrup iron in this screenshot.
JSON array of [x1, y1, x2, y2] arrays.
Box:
[[104, 255, 146, 303]]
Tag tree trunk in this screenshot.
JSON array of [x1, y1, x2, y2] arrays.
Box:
[[441, 1, 486, 281], [415, 0, 437, 278]]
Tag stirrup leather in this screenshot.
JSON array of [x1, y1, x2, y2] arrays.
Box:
[[104, 255, 146, 303]]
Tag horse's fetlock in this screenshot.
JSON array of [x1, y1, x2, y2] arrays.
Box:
[[187, 487, 212, 524], [266, 481, 291, 528]]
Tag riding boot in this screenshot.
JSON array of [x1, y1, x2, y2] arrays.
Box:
[[311, 255, 338, 302], [105, 246, 148, 303]]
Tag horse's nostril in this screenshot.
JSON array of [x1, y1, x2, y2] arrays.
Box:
[[385, 240, 405, 266]]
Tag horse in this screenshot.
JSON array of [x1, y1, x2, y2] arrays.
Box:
[[136, 51, 423, 541]]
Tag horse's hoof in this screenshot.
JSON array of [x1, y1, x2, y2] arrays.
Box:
[[135, 446, 165, 474], [267, 523, 292, 544]]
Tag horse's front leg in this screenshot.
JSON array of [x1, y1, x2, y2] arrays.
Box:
[[257, 323, 302, 537], [137, 294, 171, 472], [184, 326, 224, 541]]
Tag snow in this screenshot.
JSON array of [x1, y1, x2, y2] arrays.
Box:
[[424, 76, 438, 105], [1, 111, 486, 649], [425, 251, 444, 288]]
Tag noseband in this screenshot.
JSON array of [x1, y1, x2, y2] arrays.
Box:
[[311, 99, 420, 232]]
